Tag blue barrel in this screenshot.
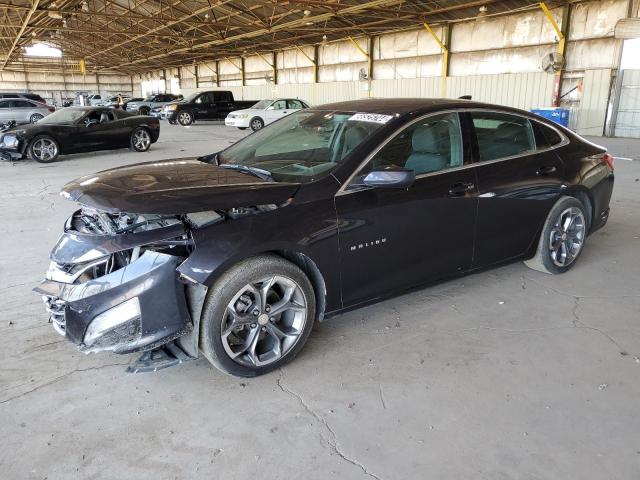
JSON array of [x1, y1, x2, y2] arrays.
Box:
[[530, 108, 570, 127]]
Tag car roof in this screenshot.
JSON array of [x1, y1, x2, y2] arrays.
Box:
[[309, 98, 532, 117]]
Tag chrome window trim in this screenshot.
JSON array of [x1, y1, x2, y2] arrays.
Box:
[[335, 108, 569, 197]]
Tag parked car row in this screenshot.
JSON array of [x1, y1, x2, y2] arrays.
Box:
[[0, 98, 55, 124]]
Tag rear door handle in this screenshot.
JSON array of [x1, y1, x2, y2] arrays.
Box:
[[448, 182, 475, 196], [537, 165, 557, 176]]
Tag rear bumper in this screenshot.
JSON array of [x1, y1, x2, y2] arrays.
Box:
[[589, 172, 614, 234], [34, 251, 191, 354]]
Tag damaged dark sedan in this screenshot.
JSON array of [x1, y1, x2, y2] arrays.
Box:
[[35, 98, 614, 377]]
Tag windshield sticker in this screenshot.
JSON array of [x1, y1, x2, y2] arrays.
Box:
[[348, 113, 394, 124]]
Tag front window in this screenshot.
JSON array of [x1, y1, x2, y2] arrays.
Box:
[[251, 100, 272, 109], [38, 109, 87, 124], [360, 112, 463, 177], [218, 110, 386, 183]]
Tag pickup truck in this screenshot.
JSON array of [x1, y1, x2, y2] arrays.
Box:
[[161, 90, 256, 125]]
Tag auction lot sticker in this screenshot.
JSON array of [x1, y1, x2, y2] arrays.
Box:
[[349, 113, 394, 124]]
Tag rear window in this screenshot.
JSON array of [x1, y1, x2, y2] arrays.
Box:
[[471, 112, 535, 161], [531, 121, 563, 149]]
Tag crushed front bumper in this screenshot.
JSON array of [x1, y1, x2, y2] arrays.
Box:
[[35, 230, 192, 354]]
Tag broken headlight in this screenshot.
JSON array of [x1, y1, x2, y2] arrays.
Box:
[[1, 134, 19, 149]]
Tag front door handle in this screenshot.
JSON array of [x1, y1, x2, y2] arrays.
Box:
[[537, 165, 557, 176], [448, 182, 475, 196]]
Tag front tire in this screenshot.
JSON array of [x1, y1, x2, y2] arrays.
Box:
[[28, 135, 59, 163], [250, 117, 264, 131], [138, 107, 150, 115], [178, 111, 194, 126], [200, 255, 316, 377], [524, 196, 588, 274], [130, 127, 151, 152]]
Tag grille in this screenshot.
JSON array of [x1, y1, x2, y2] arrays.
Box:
[[43, 295, 66, 336]]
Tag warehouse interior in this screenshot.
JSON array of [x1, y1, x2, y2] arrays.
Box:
[[1, 1, 640, 479], [1, 0, 639, 136]]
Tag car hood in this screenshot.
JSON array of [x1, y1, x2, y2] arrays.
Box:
[[61, 158, 301, 215], [230, 108, 262, 115]]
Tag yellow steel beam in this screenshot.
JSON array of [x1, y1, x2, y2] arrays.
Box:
[[255, 52, 273, 68], [539, 2, 565, 54], [539, 2, 566, 106], [348, 36, 369, 58], [423, 22, 448, 97], [294, 44, 317, 84]]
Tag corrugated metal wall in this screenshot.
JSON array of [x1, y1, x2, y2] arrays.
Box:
[[573, 69, 613, 136], [614, 69, 640, 138]]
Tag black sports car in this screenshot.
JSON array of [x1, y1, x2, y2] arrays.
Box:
[[0, 106, 160, 163], [35, 98, 614, 377]]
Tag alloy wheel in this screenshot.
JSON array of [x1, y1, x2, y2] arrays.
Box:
[[133, 129, 151, 150], [221, 275, 307, 367], [549, 206, 585, 267], [179, 112, 192, 125], [32, 138, 58, 162], [30, 114, 44, 123], [251, 118, 263, 130]]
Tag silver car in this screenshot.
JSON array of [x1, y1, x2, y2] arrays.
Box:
[[0, 98, 53, 124]]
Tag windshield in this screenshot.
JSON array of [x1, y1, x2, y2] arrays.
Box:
[[143, 96, 154, 101], [184, 92, 200, 102], [38, 109, 87, 125], [218, 110, 387, 183], [251, 100, 272, 110]]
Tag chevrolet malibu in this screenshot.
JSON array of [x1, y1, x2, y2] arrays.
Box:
[[35, 98, 614, 377]]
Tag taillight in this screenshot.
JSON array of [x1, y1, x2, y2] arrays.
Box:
[[48, 107, 55, 112], [602, 152, 614, 171]]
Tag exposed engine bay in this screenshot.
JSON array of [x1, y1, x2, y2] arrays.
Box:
[[35, 203, 279, 362]]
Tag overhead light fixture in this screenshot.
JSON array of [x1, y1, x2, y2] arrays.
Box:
[[48, 10, 63, 19], [81, 0, 89, 12], [476, 5, 488, 22], [303, 9, 311, 16], [204, 12, 209, 19], [62, 17, 68, 28], [305, 21, 314, 26]]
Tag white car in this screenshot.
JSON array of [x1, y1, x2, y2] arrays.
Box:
[[225, 98, 310, 131]]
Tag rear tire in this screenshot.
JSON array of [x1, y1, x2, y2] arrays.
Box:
[[178, 111, 194, 126], [129, 127, 151, 152], [524, 196, 588, 274], [200, 255, 316, 377], [28, 135, 59, 163], [250, 117, 264, 131], [30, 113, 44, 123]]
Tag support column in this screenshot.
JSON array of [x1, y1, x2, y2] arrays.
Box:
[[273, 51, 278, 85], [195, 63, 199, 88], [240, 57, 245, 86], [215, 61, 220, 87], [423, 22, 449, 98], [540, 1, 569, 107]]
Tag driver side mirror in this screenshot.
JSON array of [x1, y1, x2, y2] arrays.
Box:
[[363, 168, 415, 189]]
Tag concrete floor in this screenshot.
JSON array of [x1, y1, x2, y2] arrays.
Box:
[[1, 123, 639, 480]]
